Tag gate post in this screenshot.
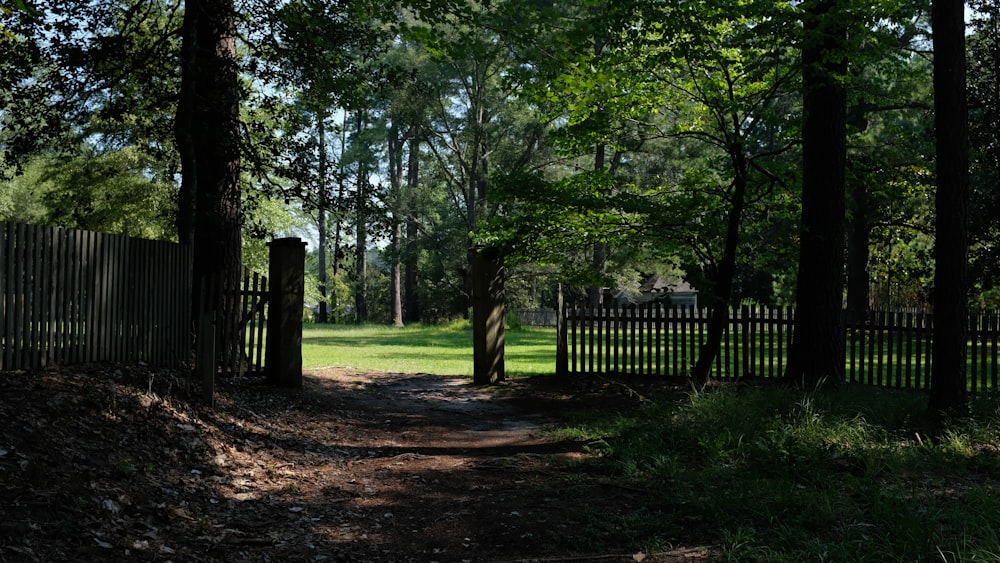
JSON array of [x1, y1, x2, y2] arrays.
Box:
[[265, 237, 307, 388], [556, 282, 568, 379]]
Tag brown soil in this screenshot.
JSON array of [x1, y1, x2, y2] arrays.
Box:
[[0, 365, 715, 562]]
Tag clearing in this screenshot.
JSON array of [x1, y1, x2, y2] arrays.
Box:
[[0, 365, 715, 562]]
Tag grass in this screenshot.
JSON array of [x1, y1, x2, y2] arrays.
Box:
[[552, 384, 1000, 562], [301, 321, 557, 376], [300, 323, 1000, 560]]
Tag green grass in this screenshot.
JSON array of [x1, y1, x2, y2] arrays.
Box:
[[301, 322, 556, 376], [552, 384, 1000, 562], [298, 323, 1000, 559]]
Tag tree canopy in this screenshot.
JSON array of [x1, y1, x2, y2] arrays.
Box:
[[0, 0, 991, 394]]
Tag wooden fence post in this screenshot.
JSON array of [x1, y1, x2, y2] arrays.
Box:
[[265, 237, 307, 388], [556, 283, 568, 379]]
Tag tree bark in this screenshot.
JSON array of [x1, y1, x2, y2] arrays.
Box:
[[317, 111, 329, 324], [691, 155, 749, 383], [388, 124, 405, 328], [404, 134, 421, 323], [929, 0, 970, 420], [174, 1, 198, 246], [784, 0, 848, 388], [179, 0, 242, 371], [354, 110, 368, 324], [468, 113, 505, 384], [470, 246, 505, 384]]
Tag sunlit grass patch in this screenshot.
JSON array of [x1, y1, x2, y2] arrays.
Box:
[[301, 323, 556, 376], [555, 384, 1000, 561]]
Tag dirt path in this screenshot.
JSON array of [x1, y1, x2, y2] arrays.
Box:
[[0, 366, 714, 562]]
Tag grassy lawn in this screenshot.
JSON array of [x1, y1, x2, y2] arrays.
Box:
[[301, 322, 556, 376]]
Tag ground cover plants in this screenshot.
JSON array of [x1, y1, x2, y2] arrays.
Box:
[[558, 383, 1000, 561], [3, 323, 1000, 561]]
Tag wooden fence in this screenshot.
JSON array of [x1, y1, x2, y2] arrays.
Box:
[[563, 303, 1000, 393], [228, 268, 268, 376], [0, 221, 293, 381], [1, 221, 193, 371]]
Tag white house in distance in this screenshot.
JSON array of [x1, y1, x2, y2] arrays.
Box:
[[610, 275, 699, 308]]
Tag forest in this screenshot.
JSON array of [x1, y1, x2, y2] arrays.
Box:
[[6, 2, 1000, 560], [0, 1, 996, 398]]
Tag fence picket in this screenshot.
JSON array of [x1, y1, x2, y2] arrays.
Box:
[[655, 303, 663, 376], [0, 223, 7, 370], [599, 305, 607, 373], [14, 223, 26, 368], [989, 312, 1000, 390]]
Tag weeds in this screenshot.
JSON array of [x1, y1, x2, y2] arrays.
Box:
[[557, 384, 1000, 561]]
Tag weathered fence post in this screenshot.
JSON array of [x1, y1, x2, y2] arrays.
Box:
[[265, 237, 307, 388], [556, 283, 568, 379]]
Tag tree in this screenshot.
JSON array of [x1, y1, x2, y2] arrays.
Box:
[[532, 0, 801, 381], [839, 9, 933, 317], [407, 2, 544, 383], [247, 0, 384, 323], [967, 2, 1000, 305], [34, 147, 176, 238], [785, 0, 849, 387], [928, 0, 969, 419], [175, 0, 243, 368]]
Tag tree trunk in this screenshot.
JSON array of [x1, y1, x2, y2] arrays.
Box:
[[691, 158, 748, 383], [180, 0, 242, 372], [329, 112, 349, 324], [468, 113, 505, 384], [388, 124, 404, 328], [174, 1, 197, 246], [470, 246, 505, 384], [929, 0, 970, 420], [784, 0, 849, 388], [354, 110, 368, 324], [317, 111, 329, 324], [404, 134, 421, 323], [355, 202, 368, 323]]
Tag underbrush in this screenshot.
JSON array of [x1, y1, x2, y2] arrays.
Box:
[[555, 383, 1000, 562]]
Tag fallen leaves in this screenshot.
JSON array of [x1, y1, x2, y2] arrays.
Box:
[[1, 366, 716, 562]]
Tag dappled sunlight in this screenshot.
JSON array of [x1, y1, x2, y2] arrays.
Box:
[[301, 324, 557, 376]]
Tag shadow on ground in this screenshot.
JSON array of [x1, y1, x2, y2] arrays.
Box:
[[0, 366, 714, 562]]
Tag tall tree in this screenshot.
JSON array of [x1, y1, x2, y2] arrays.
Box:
[[784, 0, 849, 387], [491, 1, 801, 361], [967, 1, 1000, 304], [176, 0, 243, 368], [928, 0, 969, 419], [409, 3, 541, 383], [404, 132, 423, 323], [635, 1, 800, 382], [245, 0, 383, 323], [387, 121, 406, 327]]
